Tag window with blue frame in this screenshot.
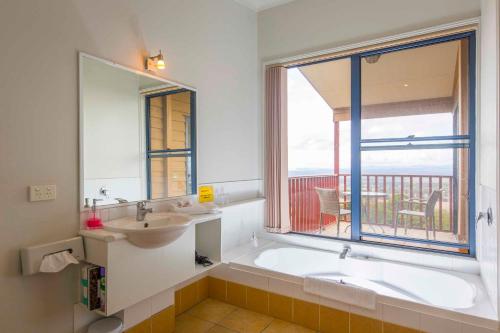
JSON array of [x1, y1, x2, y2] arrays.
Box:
[[145, 89, 196, 200], [287, 31, 475, 255]]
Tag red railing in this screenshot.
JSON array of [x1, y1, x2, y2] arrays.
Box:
[[289, 174, 454, 234]]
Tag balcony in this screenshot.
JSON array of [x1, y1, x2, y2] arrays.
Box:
[[288, 174, 465, 247]]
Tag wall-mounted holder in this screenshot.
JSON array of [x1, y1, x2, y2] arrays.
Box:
[[476, 207, 494, 227], [20, 236, 85, 275]]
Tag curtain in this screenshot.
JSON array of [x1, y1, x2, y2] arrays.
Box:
[[265, 66, 290, 233]]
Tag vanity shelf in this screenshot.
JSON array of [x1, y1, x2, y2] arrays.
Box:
[[79, 197, 264, 316], [80, 213, 223, 316]]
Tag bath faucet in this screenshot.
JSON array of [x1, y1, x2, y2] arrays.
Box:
[[136, 201, 153, 221], [339, 245, 351, 259]]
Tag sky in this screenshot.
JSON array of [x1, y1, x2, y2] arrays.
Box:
[[287, 68, 457, 175]]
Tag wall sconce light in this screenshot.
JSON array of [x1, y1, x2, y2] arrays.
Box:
[[146, 50, 165, 71]]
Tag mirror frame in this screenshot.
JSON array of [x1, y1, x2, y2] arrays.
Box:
[[78, 52, 197, 211]]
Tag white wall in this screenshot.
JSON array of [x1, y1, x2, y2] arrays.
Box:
[[258, 0, 481, 61], [0, 0, 258, 332], [479, 0, 500, 316]]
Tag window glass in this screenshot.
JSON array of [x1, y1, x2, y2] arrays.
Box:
[[361, 39, 469, 140], [287, 58, 352, 239], [283, 33, 473, 254], [148, 91, 192, 151], [360, 148, 469, 248], [149, 156, 192, 199], [146, 90, 194, 200]]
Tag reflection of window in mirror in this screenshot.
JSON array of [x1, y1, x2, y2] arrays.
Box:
[[145, 90, 195, 200], [81, 55, 196, 207]]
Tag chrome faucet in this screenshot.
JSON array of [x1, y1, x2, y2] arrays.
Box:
[[339, 245, 351, 259], [136, 201, 153, 221]]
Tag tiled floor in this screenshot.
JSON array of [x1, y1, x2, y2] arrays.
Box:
[[175, 298, 315, 333]]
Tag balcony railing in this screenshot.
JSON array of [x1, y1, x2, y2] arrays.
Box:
[[288, 174, 455, 234]]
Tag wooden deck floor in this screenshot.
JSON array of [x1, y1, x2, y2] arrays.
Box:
[[316, 221, 463, 251]]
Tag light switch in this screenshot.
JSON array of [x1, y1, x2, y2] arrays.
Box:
[[29, 185, 56, 202]]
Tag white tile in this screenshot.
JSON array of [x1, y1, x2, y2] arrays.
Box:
[[461, 322, 499, 333], [267, 277, 299, 298], [349, 302, 383, 320], [382, 304, 420, 330], [268, 277, 319, 303], [318, 297, 350, 312], [208, 179, 263, 203], [99, 208, 110, 222], [225, 267, 269, 290], [123, 297, 152, 329], [477, 185, 498, 315], [459, 306, 499, 330], [419, 314, 461, 333], [451, 257, 480, 274], [151, 288, 174, 314], [208, 263, 232, 281], [175, 272, 208, 290], [209, 264, 270, 291], [108, 205, 135, 221]]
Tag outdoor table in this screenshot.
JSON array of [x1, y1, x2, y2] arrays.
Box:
[[342, 191, 388, 233]]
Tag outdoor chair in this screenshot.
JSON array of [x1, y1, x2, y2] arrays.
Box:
[[393, 189, 443, 240], [315, 187, 351, 236]]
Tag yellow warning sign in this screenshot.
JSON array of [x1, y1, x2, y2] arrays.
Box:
[[198, 186, 214, 203]]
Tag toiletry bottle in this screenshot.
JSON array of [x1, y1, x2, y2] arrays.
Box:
[[86, 199, 104, 230]]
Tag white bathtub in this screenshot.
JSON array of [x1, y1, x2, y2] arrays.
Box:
[[229, 242, 497, 327]]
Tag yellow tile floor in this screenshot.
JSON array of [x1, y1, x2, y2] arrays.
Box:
[[175, 298, 316, 333]]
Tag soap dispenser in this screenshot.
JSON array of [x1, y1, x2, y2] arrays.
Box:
[[86, 199, 104, 230]]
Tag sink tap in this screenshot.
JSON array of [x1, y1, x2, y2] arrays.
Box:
[[136, 201, 153, 221], [339, 245, 351, 259]]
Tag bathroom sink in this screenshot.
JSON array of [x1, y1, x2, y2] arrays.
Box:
[[104, 212, 193, 248]]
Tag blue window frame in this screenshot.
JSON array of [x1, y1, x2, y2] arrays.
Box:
[[145, 89, 197, 199], [289, 31, 476, 256]]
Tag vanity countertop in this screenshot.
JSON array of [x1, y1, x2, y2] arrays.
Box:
[[79, 211, 222, 242]]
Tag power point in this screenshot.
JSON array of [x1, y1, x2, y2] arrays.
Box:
[[29, 185, 56, 202]]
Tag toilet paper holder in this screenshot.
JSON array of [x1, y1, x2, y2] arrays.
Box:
[[20, 236, 85, 275]]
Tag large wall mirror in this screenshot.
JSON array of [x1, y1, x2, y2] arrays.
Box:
[[79, 53, 196, 208]]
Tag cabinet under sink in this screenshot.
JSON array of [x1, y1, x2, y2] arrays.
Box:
[[82, 216, 222, 315], [80, 198, 263, 316]]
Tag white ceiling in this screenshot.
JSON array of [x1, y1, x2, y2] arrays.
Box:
[[233, 0, 295, 11]]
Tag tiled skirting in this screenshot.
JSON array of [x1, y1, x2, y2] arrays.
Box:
[[207, 264, 498, 333], [123, 275, 414, 333], [124, 277, 208, 333], [124, 305, 175, 333], [205, 276, 415, 333], [123, 272, 497, 333]]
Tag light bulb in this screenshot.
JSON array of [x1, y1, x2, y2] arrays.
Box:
[[156, 59, 165, 70]]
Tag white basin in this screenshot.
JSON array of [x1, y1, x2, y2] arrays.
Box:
[[104, 212, 193, 248]]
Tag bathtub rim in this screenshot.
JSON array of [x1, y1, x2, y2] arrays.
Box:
[[228, 241, 498, 330]]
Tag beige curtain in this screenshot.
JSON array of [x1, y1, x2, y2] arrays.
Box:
[[265, 66, 290, 233]]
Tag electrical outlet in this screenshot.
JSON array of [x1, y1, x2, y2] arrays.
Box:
[[29, 185, 56, 202]]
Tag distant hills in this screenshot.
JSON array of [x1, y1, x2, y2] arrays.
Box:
[[289, 165, 453, 177]]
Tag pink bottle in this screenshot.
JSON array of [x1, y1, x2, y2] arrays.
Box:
[[86, 199, 104, 230]]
